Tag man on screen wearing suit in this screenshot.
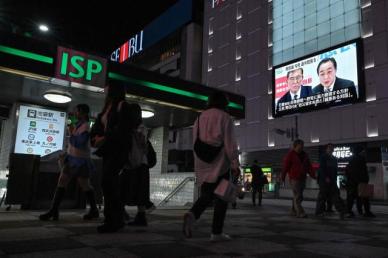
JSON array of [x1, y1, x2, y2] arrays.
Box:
[[276, 68, 313, 113], [312, 57, 357, 103]]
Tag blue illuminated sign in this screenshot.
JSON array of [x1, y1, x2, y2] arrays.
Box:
[[111, 0, 193, 63]]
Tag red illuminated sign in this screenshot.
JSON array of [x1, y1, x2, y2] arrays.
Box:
[[111, 31, 144, 63], [212, 0, 227, 8]]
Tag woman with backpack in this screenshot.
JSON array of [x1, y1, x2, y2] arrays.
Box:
[[120, 103, 156, 226]]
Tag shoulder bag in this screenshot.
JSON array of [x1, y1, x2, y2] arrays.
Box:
[[193, 114, 223, 163]]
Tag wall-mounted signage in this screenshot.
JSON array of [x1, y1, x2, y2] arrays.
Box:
[[111, 31, 144, 63], [14, 105, 66, 157], [211, 0, 227, 8], [319, 144, 360, 163], [56, 46, 107, 87], [333, 146, 353, 160], [262, 167, 272, 173], [110, 0, 193, 63]]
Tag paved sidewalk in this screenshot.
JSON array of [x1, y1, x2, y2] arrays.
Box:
[[0, 199, 387, 257]]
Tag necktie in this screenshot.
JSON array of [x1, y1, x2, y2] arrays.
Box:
[[325, 89, 330, 93], [294, 95, 298, 100]]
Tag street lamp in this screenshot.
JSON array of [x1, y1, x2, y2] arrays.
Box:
[[38, 24, 49, 32]]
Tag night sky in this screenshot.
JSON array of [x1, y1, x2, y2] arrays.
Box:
[[0, 0, 178, 55]]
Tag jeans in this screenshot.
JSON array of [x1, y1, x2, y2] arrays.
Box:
[[290, 179, 306, 216], [190, 174, 229, 234]]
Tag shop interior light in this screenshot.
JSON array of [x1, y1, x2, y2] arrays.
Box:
[[141, 109, 154, 118], [43, 90, 72, 103]]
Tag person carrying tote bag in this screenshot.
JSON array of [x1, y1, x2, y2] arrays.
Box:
[[183, 92, 240, 242]]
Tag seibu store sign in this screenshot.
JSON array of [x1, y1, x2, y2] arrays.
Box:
[[111, 30, 144, 63]]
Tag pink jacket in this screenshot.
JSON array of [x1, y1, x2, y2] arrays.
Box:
[[193, 108, 239, 185]]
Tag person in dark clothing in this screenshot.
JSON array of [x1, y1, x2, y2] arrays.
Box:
[[39, 104, 99, 221], [325, 199, 334, 212], [120, 105, 156, 227], [251, 160, 264, 206], [90, 84, 133, 233], [346, 146, 375, 218], [315, 144, 345, 219]]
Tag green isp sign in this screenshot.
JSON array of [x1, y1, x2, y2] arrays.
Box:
[[56, 46, 107, 88]]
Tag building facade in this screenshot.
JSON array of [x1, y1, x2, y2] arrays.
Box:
[[109, 0, 205, 205], [202, 0, 388, 200]]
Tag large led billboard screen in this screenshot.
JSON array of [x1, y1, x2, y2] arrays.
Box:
[[273, 40, 363, 117]]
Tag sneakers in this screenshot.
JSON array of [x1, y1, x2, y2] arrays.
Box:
[[210, 233, 232, 242], [183, 212, 195, 238], [127, 212, 147, 227], [39, 209, 59, 221]]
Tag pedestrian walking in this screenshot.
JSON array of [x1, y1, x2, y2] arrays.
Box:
[[281, 139, 315, 218], [183, 92, 240, 241]]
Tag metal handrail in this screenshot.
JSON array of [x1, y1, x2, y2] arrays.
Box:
[[158, 176, 195, 207]]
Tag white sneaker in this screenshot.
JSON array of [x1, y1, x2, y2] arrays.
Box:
[[183, 212, 195, 238], [210, 233, 232, 242]]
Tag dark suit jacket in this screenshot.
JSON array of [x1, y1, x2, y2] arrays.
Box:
[[312, 77, 357, 102], [276, 86, 312, 113]]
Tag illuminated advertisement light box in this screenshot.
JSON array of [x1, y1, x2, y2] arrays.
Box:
[[14, 105, 66, 157], [56, 46, 107, 88], [272, 39, 364, 117], [262, 167, 272, 173]]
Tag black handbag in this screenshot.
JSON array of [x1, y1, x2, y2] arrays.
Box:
[[193, 114, 223, 163]]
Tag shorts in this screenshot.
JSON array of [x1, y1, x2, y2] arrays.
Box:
[[62, 163, 90, 178]]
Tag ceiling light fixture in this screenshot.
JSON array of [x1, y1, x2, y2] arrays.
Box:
[[39, 24, 49, 32], [141, 109, 154, 118], [43, 90, 72, 103]]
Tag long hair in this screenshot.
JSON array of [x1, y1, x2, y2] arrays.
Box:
[[207, 91, 229, 111], [128, 103, 142, 130], [101, 84, 126, 114], [76, 104, 90, 121]]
